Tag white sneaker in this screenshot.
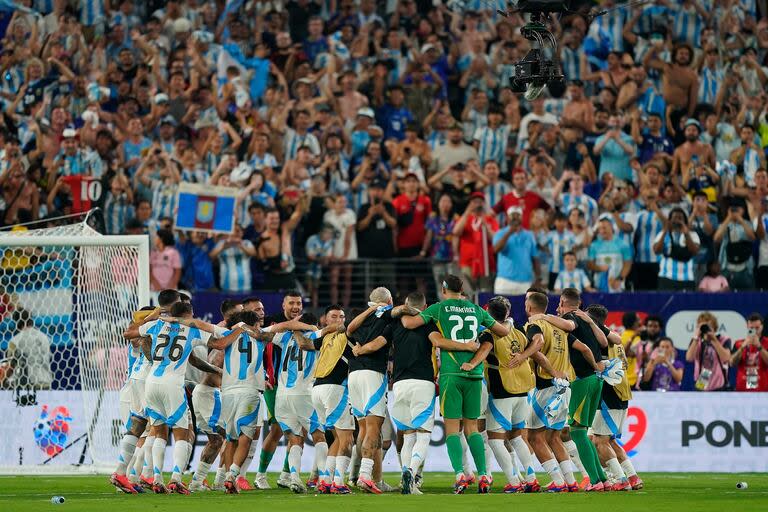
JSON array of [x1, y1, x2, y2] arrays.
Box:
[[411, 485, 423, 495], [254, 473, 271, 490], [189, 480, 210, 492], [277, 471, 292, 489], [211, 480, 225, 491], [289, 476, 306, 494], [377, 480, 395, 493]]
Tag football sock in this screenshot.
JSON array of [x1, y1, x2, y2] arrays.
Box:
[[325, 456, 336, 483], [446, 433, 464, 476], [467, 432, 487, 476], [570, 428, 600, 483], [258, 449, 275, 473], [152, 438, 168, 484], [228, 463, 241, 480], [489, 439, 519, 484], [214, 466, 226, 487], [335, 455, 350, 485], [411, 432, 431, 474], [130, 445, 144, 482], [480, 431, 492, 476], [401, 433, 416, 470], [510, 436, 536, 483], [288, 445, 302, 479], [559, 461, 577, 486], [564, 439, 587, 477], [621, 459, 638, 478], [283, 452, 290, 473], [116, 434, 138, 475], [142, 436, 155, 479], [241, 443, 257, 478], [606, 458, 626, 481], [314, 442, 328, 480], [541, 458, 565, 486], [193, 461, 211, 483], [171, 440, 190, 482], [459, 433, 472, 476], [359, 457, 374, 481]]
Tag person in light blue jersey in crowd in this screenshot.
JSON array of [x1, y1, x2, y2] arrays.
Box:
[[473, 104, 513, 173], [588, 218, 632, 293], [653, 208, 701, 291], [594, 113, 636, 183], [554, 252, 595, 293], [211, 225, 258, 293], [103, 173, 134, 234], [492, 207, 540, 296], [628, 185, 665, 290], [540, 211, 577, 290]]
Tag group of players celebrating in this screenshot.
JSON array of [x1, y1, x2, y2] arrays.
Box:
[[109, 274, 644, 496]]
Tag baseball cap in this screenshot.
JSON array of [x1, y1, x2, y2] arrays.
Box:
[[370, 177, 388, 189], [62, 128, 77, 139], [173, 18, 192, 34], [160, 115, 177, 126], [469, 191, 485, 201], [154, 93, 169, 104], [506, 206, 523, 217], [420, 43, 436, 53], [684, 118, 701, 131], [403, 172, 419, 181], [448, 120, 463, 130], [357, 107, 375, 119]]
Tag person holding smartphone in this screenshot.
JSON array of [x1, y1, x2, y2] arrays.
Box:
[[643, 338, 684, 392], [730, 313, 768, 392]]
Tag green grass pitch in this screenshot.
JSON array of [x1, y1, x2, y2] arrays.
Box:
[[0, 473, 766, 512]]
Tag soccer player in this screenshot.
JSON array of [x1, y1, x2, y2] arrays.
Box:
[[305, 305, 355, 494], [111, 307, 155, 494], [273, 314, 339, 493], [256, 291, 304, 489], [122, 301, 241, 494], [530, 288, 610, 492], [584, 304, 644, 491], [478, 296, 541, 494], [345, 287, 418, 493], [524, 291, 577, 492], [188, 346, 225, 492], [401, 275, 509, 494]]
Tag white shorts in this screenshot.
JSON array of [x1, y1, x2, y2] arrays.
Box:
[[480, 380, 489, 421], [119, 379, 147, 430], [486, 395, 530, 433], [222, 390, 262, 440], [144, 381, 191, 429], [527, 386, 571, 431], [591, 406, 626, 439], [312, 383, 354, 431], [392, 379, 436, 432], [275, 392, 314, 435], [192, 384, 223, 435], [382, 406, 394, 442], [348, 370, 388, 418]]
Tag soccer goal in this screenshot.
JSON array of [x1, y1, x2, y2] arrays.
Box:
[[0, 222, 149, 474]]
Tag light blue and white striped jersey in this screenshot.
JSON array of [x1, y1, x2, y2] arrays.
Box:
[[484, 180, 512, 219], [554, 268, 591, 292], [79, 0, 107, 27], [181, 166, 208, 184], [671, 4, 703, 48], [127, 344, 150, 381], [33, 0, 54, 12], [543, 229, 577, 273], [474, 124, 511, 169], [122, 137, 152, 176], [149, 180, 177, 221], [103, 192, 135, 235], [427, 130, 447, 152], [215, 239, 254, 293], [221, 330, 265, 392], [138, 320, 211, 386], [497, 63, 517, 88], [57, 149, 104, 178], [633, 5, 671, 35], [698, 66, 725, 105], [464, 109, 488, 142], [743, 147, 762, 186], [273, 330, 322, 395], [0, 66, 25, 98], [283, 128, 321, 161], [249, 152, 279, 171], [561, 194, 599, 225], [351, 182, 370, 212], [597, 212, 636, 255], [560, 46, 581, 83], [655, 230, 700, 282], [633, 210, 664, 263], [595, 5, 628, 51]]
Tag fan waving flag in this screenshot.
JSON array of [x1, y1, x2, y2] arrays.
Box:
[[175, 182, 238, 234]]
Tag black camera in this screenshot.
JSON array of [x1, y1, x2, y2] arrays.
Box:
[[700, 324, 711, 336]]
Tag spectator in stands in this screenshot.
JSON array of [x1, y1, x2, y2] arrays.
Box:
[[492, 168, 549, 229], [430, 121, 478, 176], [689, 191, 718, 282], [393, 172, 432, 257], [653, 208, 700, 290], [356, 178, 396, 260], [685, 311, 733, 391], [593, 113, 636, 182], [754, 196, 768, 290], [453, 191, 498, 295], [588, 218, 632, 293], [553, 251, 593, 293], [714, 200, 756, 290], [324, 194, 357, 307], [422, 193, 456, 293], [492, 206, 539, 295], [642, 337, 684, 392], [730, 313, 768, 392], [150, 229, 182, 292], [178, 231, 216, 292], [697, 261, 730, 293], [6, 309, 52, 390], [211, 224, 257, 293], [305, 224, 335, 309]]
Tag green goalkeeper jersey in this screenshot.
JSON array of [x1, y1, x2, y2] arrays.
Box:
[[420, 298, 496, 379]]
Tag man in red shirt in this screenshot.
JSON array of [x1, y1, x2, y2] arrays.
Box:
[[453, 191, 498, 294], [491, 168, 549, 228], [730, 313, 768, 392], [393, 173, 432, 256]]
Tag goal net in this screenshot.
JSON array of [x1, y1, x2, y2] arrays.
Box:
[[0, 223, 149, 473]]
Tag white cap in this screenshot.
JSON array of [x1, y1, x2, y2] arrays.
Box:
[[230, 162, 253, 184], [62, 128, 77, 139], [173, 18, 192, 33], [506, 206, 523, 217], [420, 43, 436, 53], [357, 107, 375, 119], [154, 93, 169, 104]]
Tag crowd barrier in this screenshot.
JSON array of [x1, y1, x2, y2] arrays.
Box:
[[2, 390, 765, 472]]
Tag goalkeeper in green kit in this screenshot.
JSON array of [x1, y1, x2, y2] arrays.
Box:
[[402, 275, 510, 494]]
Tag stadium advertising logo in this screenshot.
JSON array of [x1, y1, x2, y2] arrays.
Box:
[[682, 420, 768, 447], [33, 405, 72, 456], [666, 310, 747, 350], [604, 311, 648, 333], [621, 406, 647, 457]]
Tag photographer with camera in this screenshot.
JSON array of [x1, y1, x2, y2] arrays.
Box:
[[652, 208, 700, 291], [685, 312, 733, 391], [729, 313, 768, 392]]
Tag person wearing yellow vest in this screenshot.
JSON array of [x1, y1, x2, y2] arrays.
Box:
[[620, 312, 642, 388], [297, 305, 355, 495], [478, 296, 545, 494], [523, 291, 578, 493], [584, 305, 644, 492]]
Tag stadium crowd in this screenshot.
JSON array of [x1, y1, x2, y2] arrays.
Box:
[[1, 0, 768, 299]]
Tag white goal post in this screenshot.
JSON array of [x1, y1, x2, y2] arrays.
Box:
[[0, 229, 149, 474]]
